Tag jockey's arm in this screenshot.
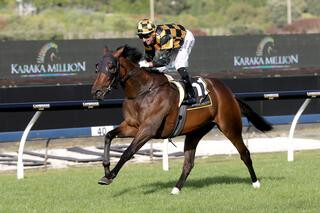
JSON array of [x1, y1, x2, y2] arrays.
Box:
[[151, 34, 175, 67], [142, 41, 155, 61], [144, 49, 155, 62], [141, 34, 174, 68], [151, 49, 173, 67]]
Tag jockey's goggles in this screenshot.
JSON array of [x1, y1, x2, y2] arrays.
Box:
[[138, 32, 153, 39]]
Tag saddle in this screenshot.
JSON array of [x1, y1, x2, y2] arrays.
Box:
[[164, 74, 211, 108], [164, 74, 212, 138]]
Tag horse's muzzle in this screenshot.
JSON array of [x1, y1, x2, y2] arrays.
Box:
[[93, 90, 105, 100]]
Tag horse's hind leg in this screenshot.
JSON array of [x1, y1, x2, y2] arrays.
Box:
[[171, 122, 215, 195], [218, 121, 260, 188], [233, 135, 260, 188]]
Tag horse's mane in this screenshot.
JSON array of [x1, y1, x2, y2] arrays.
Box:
[[117, 45, 143, 64]]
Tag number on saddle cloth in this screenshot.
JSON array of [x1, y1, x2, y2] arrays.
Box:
[[190, 77, 210, 106], [164, 74, 211, 107]]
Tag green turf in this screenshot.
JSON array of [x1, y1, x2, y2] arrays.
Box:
[[1, 150, 320, 213]]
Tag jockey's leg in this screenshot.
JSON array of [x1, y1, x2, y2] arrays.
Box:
[[177, 67, 196, 105]]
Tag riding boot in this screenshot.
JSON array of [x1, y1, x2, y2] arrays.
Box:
[[177, 67, 196, 105]]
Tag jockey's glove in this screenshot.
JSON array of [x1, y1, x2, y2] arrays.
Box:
[[139, 60, 150, 68]]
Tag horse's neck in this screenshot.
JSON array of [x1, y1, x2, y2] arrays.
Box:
[[120, 63, 154, 99], [122, 67, 166, 99]]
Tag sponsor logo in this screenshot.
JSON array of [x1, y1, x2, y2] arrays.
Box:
[[11, 42, 87, 77], [37, 42, 59, 63], [83, 102, 100, 108], [264, 93, 279, 100], [33, 104, 50, 110], [233, 36, 299, 69]]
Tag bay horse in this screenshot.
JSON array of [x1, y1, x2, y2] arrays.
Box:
[[91, 45, 272, 194]]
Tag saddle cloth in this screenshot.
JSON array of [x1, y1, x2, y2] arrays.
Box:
[[164, 74, 212, 137], [164, 74, 211, 108]]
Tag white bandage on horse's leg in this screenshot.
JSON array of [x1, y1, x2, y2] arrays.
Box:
[[252, 180, 261, 188], [171, 187, 180, 195]]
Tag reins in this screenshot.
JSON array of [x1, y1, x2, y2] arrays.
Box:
[[135, 81, 169, 98], [105, 76, 117, 93], [118, 64, 140, 83], [117, 62, 169, 98]]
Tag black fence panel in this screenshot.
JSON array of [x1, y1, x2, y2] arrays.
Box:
[[1, 34, 320, 88], [1, 35, 320, 132]]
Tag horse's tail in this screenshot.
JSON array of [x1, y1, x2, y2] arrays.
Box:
[[236, 98, 273, 132]]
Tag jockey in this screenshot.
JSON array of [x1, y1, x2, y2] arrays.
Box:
[[137, 18, 196, 105]]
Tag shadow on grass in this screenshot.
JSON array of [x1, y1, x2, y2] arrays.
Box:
[[142, 175, 285, 194], [111, 175, 285, 196], [111, 187, 136, 197]]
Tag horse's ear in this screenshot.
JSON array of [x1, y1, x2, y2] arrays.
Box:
[[112, 47, 125, 58], [104, 46, 109, 55]]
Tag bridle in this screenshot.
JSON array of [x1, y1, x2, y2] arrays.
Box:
[[94, 51, 169, 100], [118, 64, 140, 83], [94, 53, 119, 96], [95, 53, 141, 95]]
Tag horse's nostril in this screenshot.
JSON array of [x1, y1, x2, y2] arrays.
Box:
[[94, 90, 104, 100], [95, 90, 102, 97]]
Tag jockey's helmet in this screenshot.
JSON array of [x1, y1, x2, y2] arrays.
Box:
[[137, 19, 156, 35]]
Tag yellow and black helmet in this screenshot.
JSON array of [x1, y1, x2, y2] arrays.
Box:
[[137, 19, 156, 35]]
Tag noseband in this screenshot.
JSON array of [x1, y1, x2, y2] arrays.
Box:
[[100, 56, 119, 92]]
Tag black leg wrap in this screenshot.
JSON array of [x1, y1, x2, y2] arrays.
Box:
[[102, 132, 113, 176], [102, 161, 110, 168]]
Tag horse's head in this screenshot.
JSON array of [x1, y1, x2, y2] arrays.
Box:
[[91, 45, 142, 100], [91, 46, 123, 100]]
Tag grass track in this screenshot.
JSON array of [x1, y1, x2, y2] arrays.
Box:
[[1, 150, 320, 212]]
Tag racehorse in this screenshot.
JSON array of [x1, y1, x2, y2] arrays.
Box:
[[91, 45, 272, 194]]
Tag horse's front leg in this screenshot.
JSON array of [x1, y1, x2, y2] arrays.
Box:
[[99, 122, 137, 185], [104, 124, 157, 183], [101, 99, 170, 185], [100, 131, 115, 184]]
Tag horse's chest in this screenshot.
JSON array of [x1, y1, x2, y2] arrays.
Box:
[[123, 101, 154, 124]]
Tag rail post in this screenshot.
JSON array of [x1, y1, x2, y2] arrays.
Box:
[[287, 99, 311, 161], [162, 139, 169, 171], [17, 111, 43, 179]]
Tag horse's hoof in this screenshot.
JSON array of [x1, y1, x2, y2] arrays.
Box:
[[98, 176, 113, 185], [171, 187, 180, 195], [252, 180, 261, 188]]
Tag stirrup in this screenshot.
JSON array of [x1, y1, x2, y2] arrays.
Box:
[[182, 97, 196, 105]]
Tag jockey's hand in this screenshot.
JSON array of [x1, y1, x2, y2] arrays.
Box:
[[139, 60, 151, 68]]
